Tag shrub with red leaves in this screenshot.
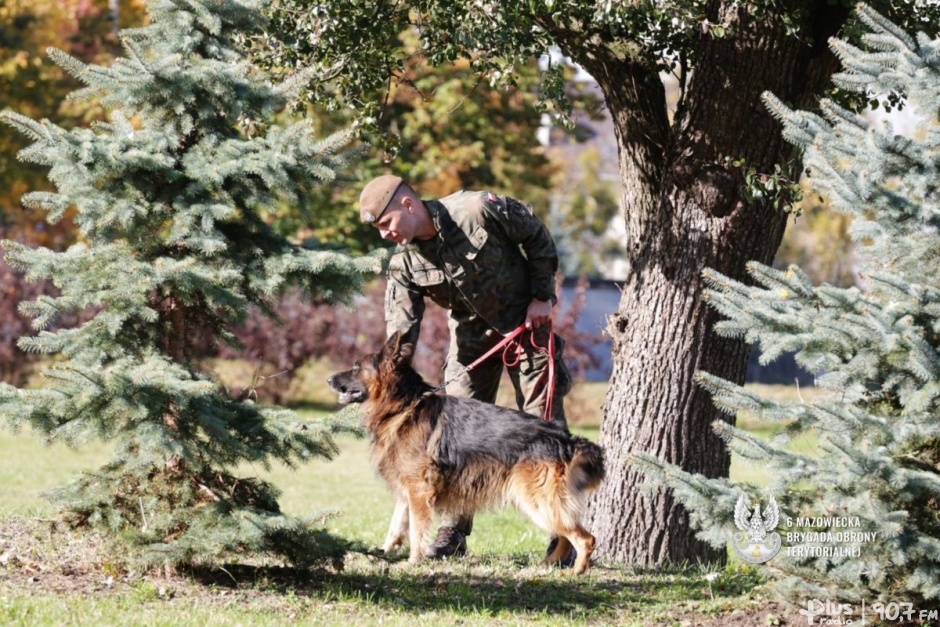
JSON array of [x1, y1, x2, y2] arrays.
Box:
[[0, 257, 44, 387], [217, 276, 602, 404]]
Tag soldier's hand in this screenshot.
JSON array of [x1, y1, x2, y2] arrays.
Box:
[[525, 299, 553, 330]]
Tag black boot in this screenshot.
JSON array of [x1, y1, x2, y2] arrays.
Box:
[[426, 526, 468, 559], [545, 536, 577, 568]]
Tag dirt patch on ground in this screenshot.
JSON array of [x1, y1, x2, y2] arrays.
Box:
[[1, 516, 116, 596], [672, 601, 797, 626]]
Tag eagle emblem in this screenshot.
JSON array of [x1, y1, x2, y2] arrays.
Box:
[[735, 493, 779, 542], [731, 493, 782, 563]]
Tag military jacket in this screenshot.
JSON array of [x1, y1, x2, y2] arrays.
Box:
[[385, 191, 558, 344]]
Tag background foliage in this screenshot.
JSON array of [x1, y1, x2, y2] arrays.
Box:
[[254, 31, 560, 255], [0, 0, 147, 228], [1, 0, 380, 568], [1, 0, 148, 389], [214, 276, 602, 405]]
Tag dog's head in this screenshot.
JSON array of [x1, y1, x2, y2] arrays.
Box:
[[327, 332, 415, 404]]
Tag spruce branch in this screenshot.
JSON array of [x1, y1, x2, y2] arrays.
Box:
[[0, 110, 53, 143], [857, 4, 918, 51]]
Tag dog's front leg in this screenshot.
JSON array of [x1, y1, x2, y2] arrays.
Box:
[[382, 497, 409, 553], [406, 490, 434, 564]]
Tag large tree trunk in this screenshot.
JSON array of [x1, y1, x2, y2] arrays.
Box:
[[560, 1, 846, 566]]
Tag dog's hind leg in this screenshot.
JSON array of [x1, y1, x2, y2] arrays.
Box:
[[563, 526, 595, 575], [382, 498, 409, 553]]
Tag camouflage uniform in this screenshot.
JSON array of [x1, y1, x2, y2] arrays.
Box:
[[385, 190, 572, 432]]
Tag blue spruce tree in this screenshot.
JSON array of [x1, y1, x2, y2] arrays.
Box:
[[0, 0, 379, 568], [631, 5, 940, 605]]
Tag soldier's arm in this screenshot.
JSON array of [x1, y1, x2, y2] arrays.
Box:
[[484, 194, 559, 303], [385, 255, 425, 345]]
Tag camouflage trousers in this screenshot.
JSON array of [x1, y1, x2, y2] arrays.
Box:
[[441, 316, 572, 537]]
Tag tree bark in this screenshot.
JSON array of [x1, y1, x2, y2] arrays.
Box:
[[564, 1, 844, 566]]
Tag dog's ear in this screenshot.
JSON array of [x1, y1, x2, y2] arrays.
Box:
[[381, 331, 404, 362], [397, 342, 415, 366], [380, 332, 415, 367]]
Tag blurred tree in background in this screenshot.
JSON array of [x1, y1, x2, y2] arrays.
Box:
[[1, 0, 147, 233], [252, 30, 558, 255], [1, 0, 147, 387], [776, 186, 857, 288], [547, 146, 621, 277]]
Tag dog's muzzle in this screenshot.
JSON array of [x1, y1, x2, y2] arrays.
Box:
[[327, 375, 366, 404]]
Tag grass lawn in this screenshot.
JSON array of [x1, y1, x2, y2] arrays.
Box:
[[0, 379, 812, 626]]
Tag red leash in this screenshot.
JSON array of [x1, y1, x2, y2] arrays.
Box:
[[439, 321, 557, 422]]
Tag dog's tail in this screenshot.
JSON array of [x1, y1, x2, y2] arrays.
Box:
[[569, 437, 605, 495]]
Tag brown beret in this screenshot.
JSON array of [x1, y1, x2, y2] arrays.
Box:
[[359, 175, 404, 223]]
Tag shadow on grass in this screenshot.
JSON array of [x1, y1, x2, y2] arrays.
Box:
[[0, 514, 766, 622], [183, 555, 753, 618], [186, 566, 624, 616]]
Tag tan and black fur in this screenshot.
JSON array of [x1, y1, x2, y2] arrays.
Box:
[[327, 332, 605, 574]]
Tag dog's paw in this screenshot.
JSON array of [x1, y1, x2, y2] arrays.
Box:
[[381, 540, 403, 554]]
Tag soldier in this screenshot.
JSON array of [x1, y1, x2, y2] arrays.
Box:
[[359, 174, 573, 561]]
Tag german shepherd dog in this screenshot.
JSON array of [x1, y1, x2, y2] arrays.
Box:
[[327, 332, 605, 574]]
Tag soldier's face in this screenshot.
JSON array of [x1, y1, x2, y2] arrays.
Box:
[[374, 204, 413, 245], [374, 205, 414, 246]]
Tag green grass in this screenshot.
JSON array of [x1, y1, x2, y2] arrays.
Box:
[[0, 563, 774, 627], [0, 427, 570, 555], [0, 382, 813, 626], [0, 429, 111, 516], [0, 379, 817, 525]]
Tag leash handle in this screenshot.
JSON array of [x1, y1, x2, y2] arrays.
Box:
[[426, 327, 524, 395], [464, 324, 527, 372], [432, 321, 557, 422], [529, 326, 557, 422]]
